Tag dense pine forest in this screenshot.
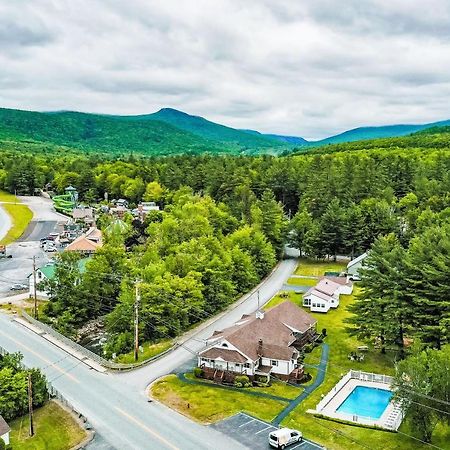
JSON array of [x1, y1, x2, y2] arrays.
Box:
[[1, 129, 449, 359]]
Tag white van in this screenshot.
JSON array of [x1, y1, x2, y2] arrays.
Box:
[[269, 428, 302, 449]]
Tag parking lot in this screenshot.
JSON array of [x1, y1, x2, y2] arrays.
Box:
[[211, 412, 324, 450]]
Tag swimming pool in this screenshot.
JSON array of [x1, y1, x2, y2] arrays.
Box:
[[336, 386, 393, 419]]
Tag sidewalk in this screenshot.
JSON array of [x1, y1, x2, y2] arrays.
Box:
[[272, 343, 329, 426]]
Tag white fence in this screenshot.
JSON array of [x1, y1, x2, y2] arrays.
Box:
[[314, 369, 404, 431], [316, 370, 393, 412]]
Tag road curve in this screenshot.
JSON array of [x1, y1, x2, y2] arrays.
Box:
[[116, 258, 298, 390], [0, 204, 12, 242], [0, 314, 247, 450]]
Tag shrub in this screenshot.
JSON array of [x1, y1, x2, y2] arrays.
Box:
[[322, 328, 327, 337], [303, 344, 313, 353], [0, 438, 5, 450], [193, 367, 203, 378], [234, 375, 251, 388]]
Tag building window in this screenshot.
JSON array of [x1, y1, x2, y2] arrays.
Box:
[[244, 363, 250, 368], [270, 360, 278, 367], [201, 358, 209, 362], [312, 303, 316, 308], [221, 342, 228, 347]]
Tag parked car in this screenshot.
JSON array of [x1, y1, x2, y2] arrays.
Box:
[[10, 283, 27, 291], [269, 428, 302, 449], [44, 243, 57, 252]]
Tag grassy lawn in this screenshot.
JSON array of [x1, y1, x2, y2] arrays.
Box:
[[0, 190, 19, 202], [151, 374, 287, 423], [115, 339, 173, 364], [184, 372, 303, 400], [0, 202, 33, 245], [294, 258, 347, 276], [287, 277, 318, 287], [278, 290, 450, 449], [264, 291, 303, 310], [9, 400, 87, 450], [0, 299, 46, 316]]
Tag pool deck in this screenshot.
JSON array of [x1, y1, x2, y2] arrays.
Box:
[[310, 371, 404, 430]]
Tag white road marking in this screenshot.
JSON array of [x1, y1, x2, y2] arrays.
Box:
[[239, 413, 273, 427], [255, 425, 272, 435], [239, 418, 255, 427]]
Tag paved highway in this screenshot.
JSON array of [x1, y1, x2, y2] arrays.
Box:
[[0, 314, 246, 450]]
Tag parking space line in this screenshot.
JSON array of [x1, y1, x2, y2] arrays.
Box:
[[255, 425, 272, 435], [239, 418, 255, 427], [239, 413, 273, 428], [290, 442, 305, 450]]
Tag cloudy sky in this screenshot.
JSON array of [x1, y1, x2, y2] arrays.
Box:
[[1, 0, 450, 139]]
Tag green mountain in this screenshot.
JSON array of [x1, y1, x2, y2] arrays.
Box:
[[125, 108, 288, 151], [0, 107, 293, 156], [241, 129, 308, 145], [309, 119, 450, 147], [298, 124, 450, 156]]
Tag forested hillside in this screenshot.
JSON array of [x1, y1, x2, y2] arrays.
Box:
[[0, 129, 448, 357], [0, 107, 290, 156], [135, 108, 287, 150]]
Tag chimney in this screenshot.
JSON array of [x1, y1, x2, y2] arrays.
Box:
[[258, 339, 263, 357], [256, 310, 265, 320]]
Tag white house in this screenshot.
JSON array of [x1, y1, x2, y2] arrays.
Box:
[[347, 252, 368, 280], [198, 301, 317, 382], [303, 277, 353, 313], [0, 415, 10, 446]]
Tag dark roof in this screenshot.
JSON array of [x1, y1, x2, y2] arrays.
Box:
[[203, 301, 316, 361], [0, 415, 10, 435], [201, 348, 248, 363]]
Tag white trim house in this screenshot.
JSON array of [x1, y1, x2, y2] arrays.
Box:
[[303, 277, 353, 313], [198, 301, 317, 382]]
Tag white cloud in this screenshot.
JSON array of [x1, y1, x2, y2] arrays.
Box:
[[0, 0, 449, 139]]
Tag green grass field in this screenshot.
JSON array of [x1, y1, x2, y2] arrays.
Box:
[[9, 401, 87, 450], [151, 374, 287, 423], [115, 339, 173, 364], [0, 194, 33, 245], [0, 191, 18, 202], [279, 291, 450, 449], [286, 277, 318, 286], [294, 258, 347, 276]]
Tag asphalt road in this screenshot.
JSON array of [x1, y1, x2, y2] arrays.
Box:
[[0, 314, 246, 450], [0, 196, 65, 294], [0, 204, 12, 242]]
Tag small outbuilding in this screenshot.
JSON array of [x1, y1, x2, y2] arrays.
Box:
[[347, 252, 368, 280]]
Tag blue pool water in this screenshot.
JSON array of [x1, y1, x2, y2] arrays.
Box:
[[336, 386, 393, 419]]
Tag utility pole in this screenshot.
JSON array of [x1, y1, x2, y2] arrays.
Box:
[[134, 280, 141, 362], [32, 256, 38, 319], [28, 373, 34, 437]]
